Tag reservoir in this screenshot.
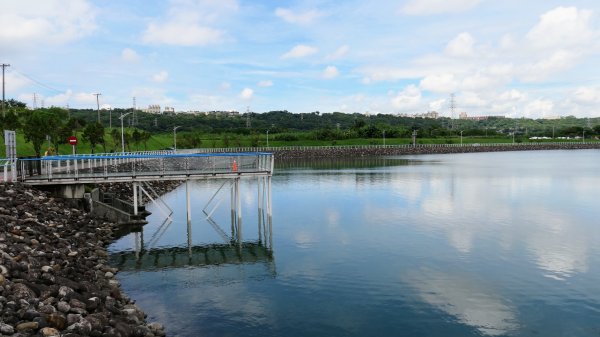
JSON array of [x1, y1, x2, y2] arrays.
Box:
[[109, 149, 600, 337]]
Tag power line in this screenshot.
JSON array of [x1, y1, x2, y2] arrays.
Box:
[[11, 68, 64, 94]]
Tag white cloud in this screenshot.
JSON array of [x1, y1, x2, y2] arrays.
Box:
[[152, 71, 169, 83], [571, 87, 600, 105], [0, 0, 97, 50], [401, 0, 481, 15], [121, 48, 141, 63], [5, 72, 32, 94], [257, 80, 273, 87], [526, 7, 594, 50], [419, 73, 459, 94], [391, 85, 422, 111], [44, 90, 74, 106], [429, 98, 447, 112], [524, 99, 554, 118], [73, 92, 102, 105], [143, 22, 225, 46], [522, 50, 579, 82], [499, 89, 526, 102], [281, 44, 318, 59], [240, 88, 253, 100], [275, 8, 323, 25], [322, 66, 339, 79], [445, 32, 476, 57], [141, 0, 238, 46], [326, 45, 350, 60]]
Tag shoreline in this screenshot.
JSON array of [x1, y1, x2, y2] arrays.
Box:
[[267, 142, 600, 159], [0, 183, 167, 337]]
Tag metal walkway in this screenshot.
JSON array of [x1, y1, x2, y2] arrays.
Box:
[[17, 151, 274, 185]]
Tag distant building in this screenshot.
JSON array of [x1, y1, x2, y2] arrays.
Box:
[[144, 105, 161, 114], [458, 112, 504, 121], [164, 106, 175, 114], [421, 111, 439, 119]]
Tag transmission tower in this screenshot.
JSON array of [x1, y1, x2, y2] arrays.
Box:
[[449, 93, 456, 129], [33, 93, 37, 109]]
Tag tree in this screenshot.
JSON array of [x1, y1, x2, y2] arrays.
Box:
[[22, 109, 63, 157], [82, 122, 105, 154], [141, 131, 152, 150], [0, 109, 22, 131], [132, 129, 142, 151], [110, 129, 120, 151]]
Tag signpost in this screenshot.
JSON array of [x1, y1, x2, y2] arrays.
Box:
[[68, 136, 77, 155], [4, 130, 16, 181]]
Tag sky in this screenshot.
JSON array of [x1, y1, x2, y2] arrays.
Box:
[[2, 0, 600, 118]]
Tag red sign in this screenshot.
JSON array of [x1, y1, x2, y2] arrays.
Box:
[[68, 136, 78, 146]]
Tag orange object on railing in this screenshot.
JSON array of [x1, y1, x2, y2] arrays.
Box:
[[232, 159, 238, 172]]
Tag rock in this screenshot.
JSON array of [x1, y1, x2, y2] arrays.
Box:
[[0, 184, 166, 337], [40, 327, 60, 337], [67, 318, 92, 335], [16, 321, 39, 331], [21, 308, 41, 320], [39, 304, 56, 314], [70, 298, 87, 309], [58, 285, 74, 298], [12, 282, 36, 300], [57, 300, 71, 313], [67, 313, 82, 325], [46, 312, 67, 330], [0, 322, 14, 335]]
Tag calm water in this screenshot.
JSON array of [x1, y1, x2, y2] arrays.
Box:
[[108, 150, 600, 337]]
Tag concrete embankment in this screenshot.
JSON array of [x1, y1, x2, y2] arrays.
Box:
[[268, 143, 600, 159], [0, 183, 167, 337]]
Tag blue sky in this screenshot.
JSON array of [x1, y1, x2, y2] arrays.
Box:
[[2, 0, 600, 118]]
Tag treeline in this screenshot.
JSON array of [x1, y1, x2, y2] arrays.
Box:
[[3, 99, 600, 156], [67, 108, 600, 140]]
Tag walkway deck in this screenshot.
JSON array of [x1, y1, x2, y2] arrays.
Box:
[[18, 152, 274, 185]]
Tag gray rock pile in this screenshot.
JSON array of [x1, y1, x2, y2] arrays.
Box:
[[0, 183, 166, 337]]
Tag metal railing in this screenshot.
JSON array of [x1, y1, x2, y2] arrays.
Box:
[[18, 152, 274, 184]]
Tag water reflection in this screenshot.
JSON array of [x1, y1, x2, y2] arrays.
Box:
[[406, 268, 519, 336], [109, 150, 600, 337], [110, 242, 275, 272]]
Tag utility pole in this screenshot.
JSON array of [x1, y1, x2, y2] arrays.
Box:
[[93, 93, 101, 123], [33, 93, 37, 109], [1, 63, 9, 118], [132, 97, 136, 126], [246, 106, 251, 128]]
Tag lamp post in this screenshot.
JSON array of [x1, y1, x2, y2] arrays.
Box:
[[266, 130, 269, 147], [583, 130, 586, 143], [173, 126, 181, 152], [119, 112, 132, 153], [460, 130, 464, 146], [383, 130, 386, 146]]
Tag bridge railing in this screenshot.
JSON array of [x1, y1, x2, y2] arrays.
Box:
[[17, 152, 273, 183]]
